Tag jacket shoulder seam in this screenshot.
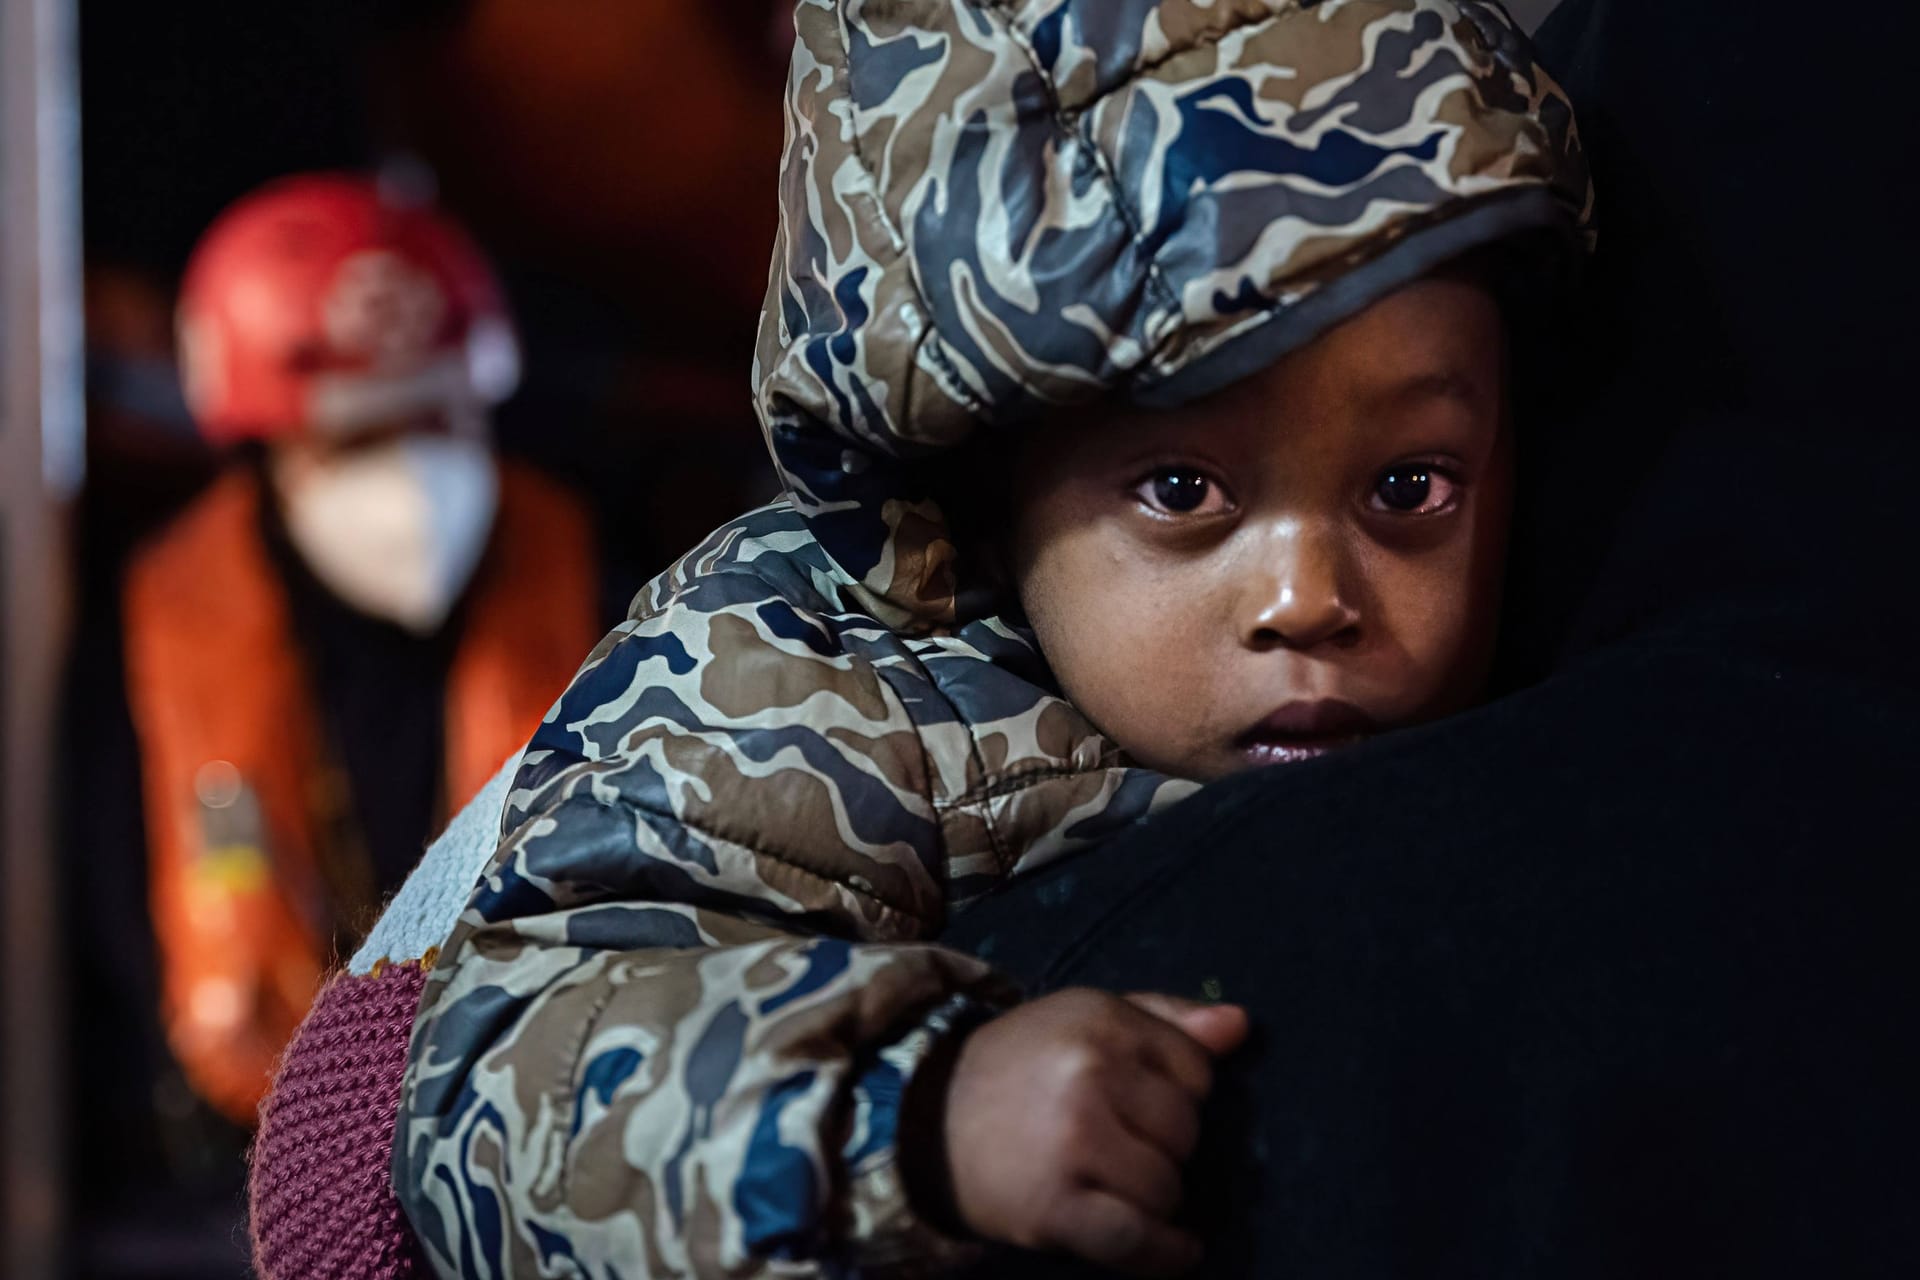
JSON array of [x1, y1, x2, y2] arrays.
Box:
[[884, 648, 1019, 879], [555, 976, 621, 1203], [940, 758, 1114, 810], [980, 0, 1184, 340]]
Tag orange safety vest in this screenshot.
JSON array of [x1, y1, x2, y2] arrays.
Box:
[[124, 461, 598, 1124]]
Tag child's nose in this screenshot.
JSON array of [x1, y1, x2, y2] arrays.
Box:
[[1240, 528, 1362, 653]]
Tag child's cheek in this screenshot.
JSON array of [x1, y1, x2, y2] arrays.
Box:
[[1380, 537, 1501, 716]]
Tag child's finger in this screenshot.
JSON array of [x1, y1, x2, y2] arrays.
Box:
[[1085, 1119, 1185, 1218], [1050, 1188, 1202, 1277], [1175, 1002, 1250, 1057], [1107, 1066, 1203, 1161], [1121, 990, 1213, 1090], [1121, 994, 1244, 1093], [1124, 992, 1212, 1025], [1125, 992, 1250, 1058], [1129, 994, 1250, 1059]]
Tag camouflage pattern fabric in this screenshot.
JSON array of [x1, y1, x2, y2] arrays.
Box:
[[396, 2, 1591, 1275]]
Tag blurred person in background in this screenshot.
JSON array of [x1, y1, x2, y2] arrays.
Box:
[[64, 6, 788, 1273], [123, 172, 600, 1128]]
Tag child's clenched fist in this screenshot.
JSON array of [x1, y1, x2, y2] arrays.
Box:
[[926, 988, 1249, 1276]]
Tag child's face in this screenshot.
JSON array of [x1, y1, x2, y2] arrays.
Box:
[[1010, 274, 1511, 781]]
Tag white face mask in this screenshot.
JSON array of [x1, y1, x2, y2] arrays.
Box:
[[275, 434, 499, 635]]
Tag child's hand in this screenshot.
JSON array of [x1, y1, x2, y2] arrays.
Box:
[[940, 988, 1249, 1276]]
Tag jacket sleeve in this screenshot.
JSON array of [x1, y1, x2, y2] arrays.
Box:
[[393, 560, 1015, 1278]]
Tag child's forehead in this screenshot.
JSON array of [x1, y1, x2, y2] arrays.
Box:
[[1017, 291, 1502, 481]]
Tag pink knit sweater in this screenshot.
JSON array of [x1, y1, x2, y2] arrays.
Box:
[[249, 960, 431, 1280]]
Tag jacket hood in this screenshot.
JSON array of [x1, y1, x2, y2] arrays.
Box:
[[753, 0, 1593, 630]]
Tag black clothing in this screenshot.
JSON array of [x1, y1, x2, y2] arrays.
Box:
[[259, 486, 455, 893]]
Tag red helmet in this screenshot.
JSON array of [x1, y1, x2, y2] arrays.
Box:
[[176, 173, 519, 445]]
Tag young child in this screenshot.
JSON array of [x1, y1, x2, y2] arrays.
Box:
[[251, 2, 1590, 1276]]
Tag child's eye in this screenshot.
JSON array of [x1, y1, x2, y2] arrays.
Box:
[[1369, 465, 1460, 516], [1136, 468, 1229, 517]]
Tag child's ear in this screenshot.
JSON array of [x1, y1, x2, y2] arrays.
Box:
[[950, 506, 1027, 623], [971, 530, 1022, 618], [938, 435, 1026, 618]]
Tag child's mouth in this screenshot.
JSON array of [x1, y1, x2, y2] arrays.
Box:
[[1236, 699, 1379, 766]]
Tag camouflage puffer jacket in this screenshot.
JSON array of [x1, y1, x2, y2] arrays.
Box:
[[396, 1, 1591, 1274]]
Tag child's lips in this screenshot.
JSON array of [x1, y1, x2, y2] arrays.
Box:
[[1235, 698, 1379, 766]]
